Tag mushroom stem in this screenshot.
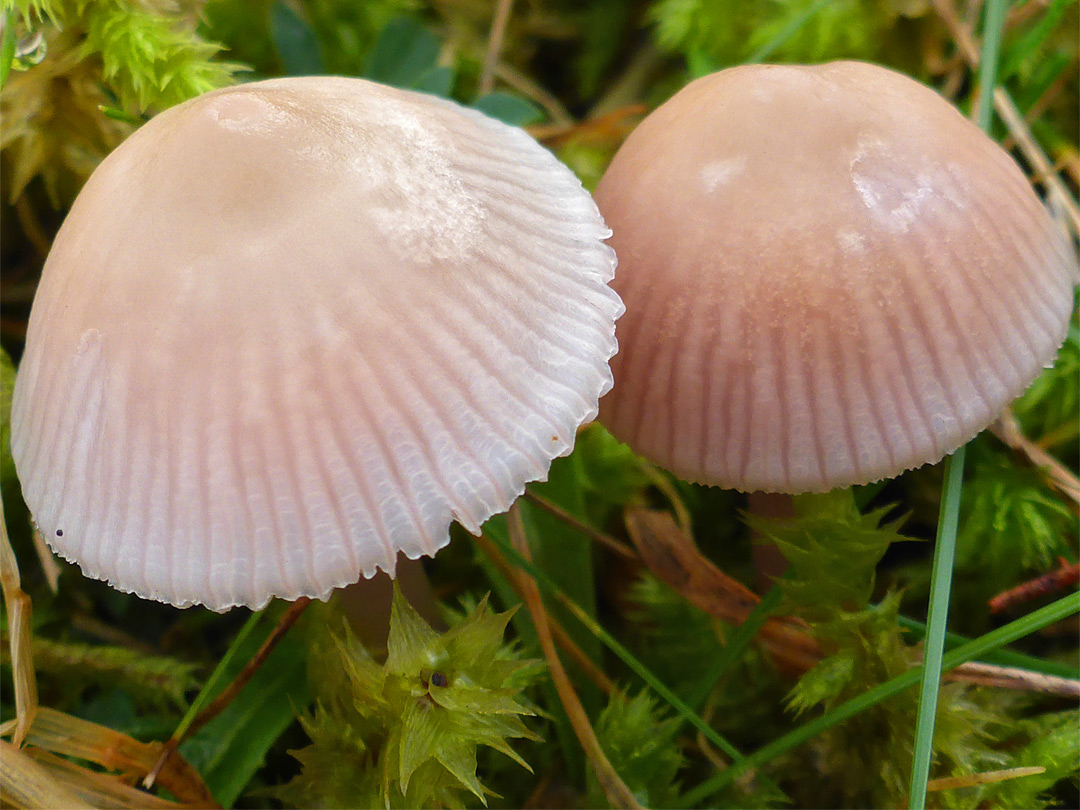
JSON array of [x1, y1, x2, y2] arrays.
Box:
[[338, 556, 445, 654], [746, 492, 794, 592]]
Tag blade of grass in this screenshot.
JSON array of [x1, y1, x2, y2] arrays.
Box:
[[680, 590, 1080, 806], [685, 581, 786, 712], [897, 615, 1078, 679], [142, 609, 263, 790], [173, 611, 262, 742], [910, 3, 1010, 802], [975, 0, 1010, 131], [482, 520, 745, 763], [908, 447, 965, 810], [505, 503, 644, 810], [0, 14, 16, 90], [745, 0, 833, 64]]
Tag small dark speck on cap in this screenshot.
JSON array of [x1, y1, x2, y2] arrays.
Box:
[[56, 529, 64, 537]]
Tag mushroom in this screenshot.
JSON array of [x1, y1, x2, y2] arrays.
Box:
[[10, 76, 622, 611], [595, 61, 1077, 494]]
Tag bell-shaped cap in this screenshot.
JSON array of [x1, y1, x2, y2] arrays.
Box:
[[596, 61, 1077, 493], [11, 77, 622, 610]]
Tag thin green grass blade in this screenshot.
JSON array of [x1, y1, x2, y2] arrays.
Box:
[[482, 520, 744, 762], [975, 0, 1010, 131], [171, 610, 263, 741], [897, 615, 1078, 679], [908, 4, 1010, 803], [0, 14, 15, 90], [685, 581, 786, 712], [746, 0, 833, 64], [680, 590, 1080, 806], [908, 447, 965, 809]]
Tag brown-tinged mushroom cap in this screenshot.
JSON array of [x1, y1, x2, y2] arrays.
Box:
[[596, 61, 1077, 493], [11, 76, 622, 611]]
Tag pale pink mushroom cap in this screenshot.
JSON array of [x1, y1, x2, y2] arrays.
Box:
[[596, 61, 1077, 493], [11, 77, 622, 610]]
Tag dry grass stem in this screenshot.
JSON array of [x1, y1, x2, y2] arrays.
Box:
[[523, 489, 637, 560], [0, 739, 91, 809], [30, 529, 60, 593], [475, 529, 615, 694], [623, 507, 823, 675], [0, 490, 38, 747], [528, 104, 646, 145], [479, 0, 514, 96], [925, 765, 1046, 792], [493, 60, 574, 125], [991, 408, 1080, 509], [19, 707, 216, 806], [14, 195, 51, 258], [989, 557, 1080, 614], [145, 597, 311, 790], [506, 502, 644, 810], [946, 662, 1080, 697], [932, 0, 1080, 237]]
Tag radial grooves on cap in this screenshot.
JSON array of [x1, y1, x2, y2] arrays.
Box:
[[665, 296, 697, 475], [11, 77, 622, 610], [273, 340, 324, 595], [933, 226, 1018, 403], [363, 328, 491, 537], [51, 335, 107, 557], [597, 62, 1077, 492], [844, 270, 901, 473], [312, 349, 384, 573], [940, 225, 1025, 390], [797, 322, 829, 486], [344, 348, 430, 570], [305, 353, 367, 577]]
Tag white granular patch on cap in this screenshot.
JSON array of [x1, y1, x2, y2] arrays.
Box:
[[274, 88, 487, 263], [343, 95, 485, 262], [11, 75, 623, 611], [851, 137, 937, 233], [837, 229, 866, 254], [700, 157, 747, 193]]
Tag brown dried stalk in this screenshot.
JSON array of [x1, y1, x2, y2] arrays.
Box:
[[989, 557, 1080, 614], [932, 0, 1080, 236], [506, 502, 644, 810], [475, 529, 616, 694], [0, 489, 38, 747], [144, 597, 311, 790]]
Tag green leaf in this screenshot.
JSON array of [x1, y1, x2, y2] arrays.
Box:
[[180, 621, 309, 807], [471, 91, 543, 126], [280, 587, 538, 808], [0, 13, 16, 90], [998, 0, 1075, 82], [270, 0, 324, 75], [413, 64, 454, 96], [398, 698, 442, 793], [746, 489, 913, 619], [387, 584, 443, 675], [682, 591, 1080, 805], [0, 346, 15, 480], [364, 16, 449, 93], [82, 1, 242, 112], [432, 727, 485, 802]]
